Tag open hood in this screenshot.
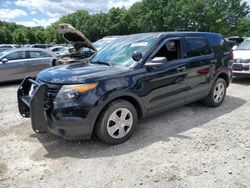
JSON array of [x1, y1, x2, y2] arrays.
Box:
[[57, 23, 97, 52]]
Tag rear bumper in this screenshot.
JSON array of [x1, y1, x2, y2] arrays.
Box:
[[17, 77, 96, 139]]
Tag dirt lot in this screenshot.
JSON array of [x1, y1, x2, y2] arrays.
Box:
[[0, 80, 250, 188]]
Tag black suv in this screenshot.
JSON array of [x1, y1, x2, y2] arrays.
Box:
[[18, 32, 233, 144]]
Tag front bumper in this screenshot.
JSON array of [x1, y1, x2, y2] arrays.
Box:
[[232, 63, 250, 77], [233, 70, 250, 78], [17, 77, 96, 139]]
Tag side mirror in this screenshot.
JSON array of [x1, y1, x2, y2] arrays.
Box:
[[232, 45, 238, 51], [132, 51, 142, 62], [145, 57, 166, 68], [1, 58, 8, 64]]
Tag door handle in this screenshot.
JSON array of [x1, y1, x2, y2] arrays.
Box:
[[176, 66, 186, 72]]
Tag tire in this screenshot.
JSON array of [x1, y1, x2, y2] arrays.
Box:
[[95, 99, 138, 145], [202, 78, 227, 107]]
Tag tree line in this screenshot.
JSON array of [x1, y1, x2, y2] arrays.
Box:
[[1, 0, 250, 44]]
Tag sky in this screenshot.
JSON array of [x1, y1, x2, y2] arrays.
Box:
[[0, 0, 141, 27], [0, 0, 249, 28]]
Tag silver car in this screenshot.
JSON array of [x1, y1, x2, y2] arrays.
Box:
[[0, 48, 57, 83]]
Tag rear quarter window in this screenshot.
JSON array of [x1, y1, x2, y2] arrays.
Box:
[[206, 35, 230, 53], [185, 38, 212, 58], [219, 38, 230, 52]]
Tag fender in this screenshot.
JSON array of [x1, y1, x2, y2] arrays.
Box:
[[96, 89, 146, 117], [215, 67, 232, 87], [87, 89, 147, 135]]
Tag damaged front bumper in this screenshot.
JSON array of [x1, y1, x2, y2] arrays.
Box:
[[17, 77, 96, 139], [18, 77, 48, 133]]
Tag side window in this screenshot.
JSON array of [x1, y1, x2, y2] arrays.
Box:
[[29, 51, 51, 58], [185, 38, 212, 58], [154, 39, 182, 61], [5, 51, 26, 61]]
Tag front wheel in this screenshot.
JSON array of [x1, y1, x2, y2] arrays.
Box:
[[202, 78, 227, 107], [95, 100, 138, 145]]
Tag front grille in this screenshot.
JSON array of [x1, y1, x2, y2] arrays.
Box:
[[233, 63, 250, 71], [37, 79, 62, 105], [233, 64, 243, 71]]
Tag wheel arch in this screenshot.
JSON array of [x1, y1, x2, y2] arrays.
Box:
[[91, 92, 146, 136], [97, 92, 145, 119], [216, 72, 230, 87]]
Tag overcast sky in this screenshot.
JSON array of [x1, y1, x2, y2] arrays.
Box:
[[0, 0, 249, 27]]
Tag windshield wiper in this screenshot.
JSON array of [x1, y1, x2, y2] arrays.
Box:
[[91, 61, 112, 66]]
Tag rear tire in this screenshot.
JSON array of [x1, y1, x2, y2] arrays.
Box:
[[202, 78, 227, 107], [95, 100, 138, 145]]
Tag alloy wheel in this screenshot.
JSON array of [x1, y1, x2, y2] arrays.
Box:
[[213, 83, 225, 103]]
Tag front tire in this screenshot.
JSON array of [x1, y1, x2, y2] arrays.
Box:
[[202, 78, 227, 107], [95, 100, 138, 145]]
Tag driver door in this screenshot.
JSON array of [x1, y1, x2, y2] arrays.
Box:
[[139, 37, 191, 114], [0, 51, 27, 82]]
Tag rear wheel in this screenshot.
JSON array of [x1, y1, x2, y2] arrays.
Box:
[[95, 100, 138, 145], [202, 78, 227, 107]]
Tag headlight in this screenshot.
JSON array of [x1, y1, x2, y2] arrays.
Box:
[[55, 83, 97, 101]]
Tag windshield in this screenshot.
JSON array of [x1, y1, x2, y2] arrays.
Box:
[[0, 49, 9, 53], [237, 40, 250, 50], [0, 50, 10, 57], [90, 34, 157, 68]]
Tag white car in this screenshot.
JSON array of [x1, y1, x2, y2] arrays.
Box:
[[49, 46, 64, 53], [232, 38, 250, 78]]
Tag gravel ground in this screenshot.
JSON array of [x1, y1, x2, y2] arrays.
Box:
[[0, 79, 250, 188]]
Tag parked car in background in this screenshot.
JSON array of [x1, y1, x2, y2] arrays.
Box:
[[18, 32, 232, 144], [0, 44, 20, 48], [226, 36, 245, 50], [49, 46, 64, 53], [225, 38, 237, 49], [232, 38, 250, 78], [94, 36, 120, 51], [31, 44, 53, 49], [0, 48, 11, 53], [57, 46, 75, 56], [0, 48, 57, 83]]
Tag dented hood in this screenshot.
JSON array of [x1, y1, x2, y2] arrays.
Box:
[[57, 23, 97, 51]]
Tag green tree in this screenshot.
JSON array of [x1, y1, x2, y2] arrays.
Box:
[[231, 18, 250, 36], [0, 0, 249, 44], [33, 27, 46, 43], [0, 26, 13, 43], [12, 27, 29, 44]]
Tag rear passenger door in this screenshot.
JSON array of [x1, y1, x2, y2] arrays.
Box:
[[26, 51, 53, 77], [183, 37, 215, 101]]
